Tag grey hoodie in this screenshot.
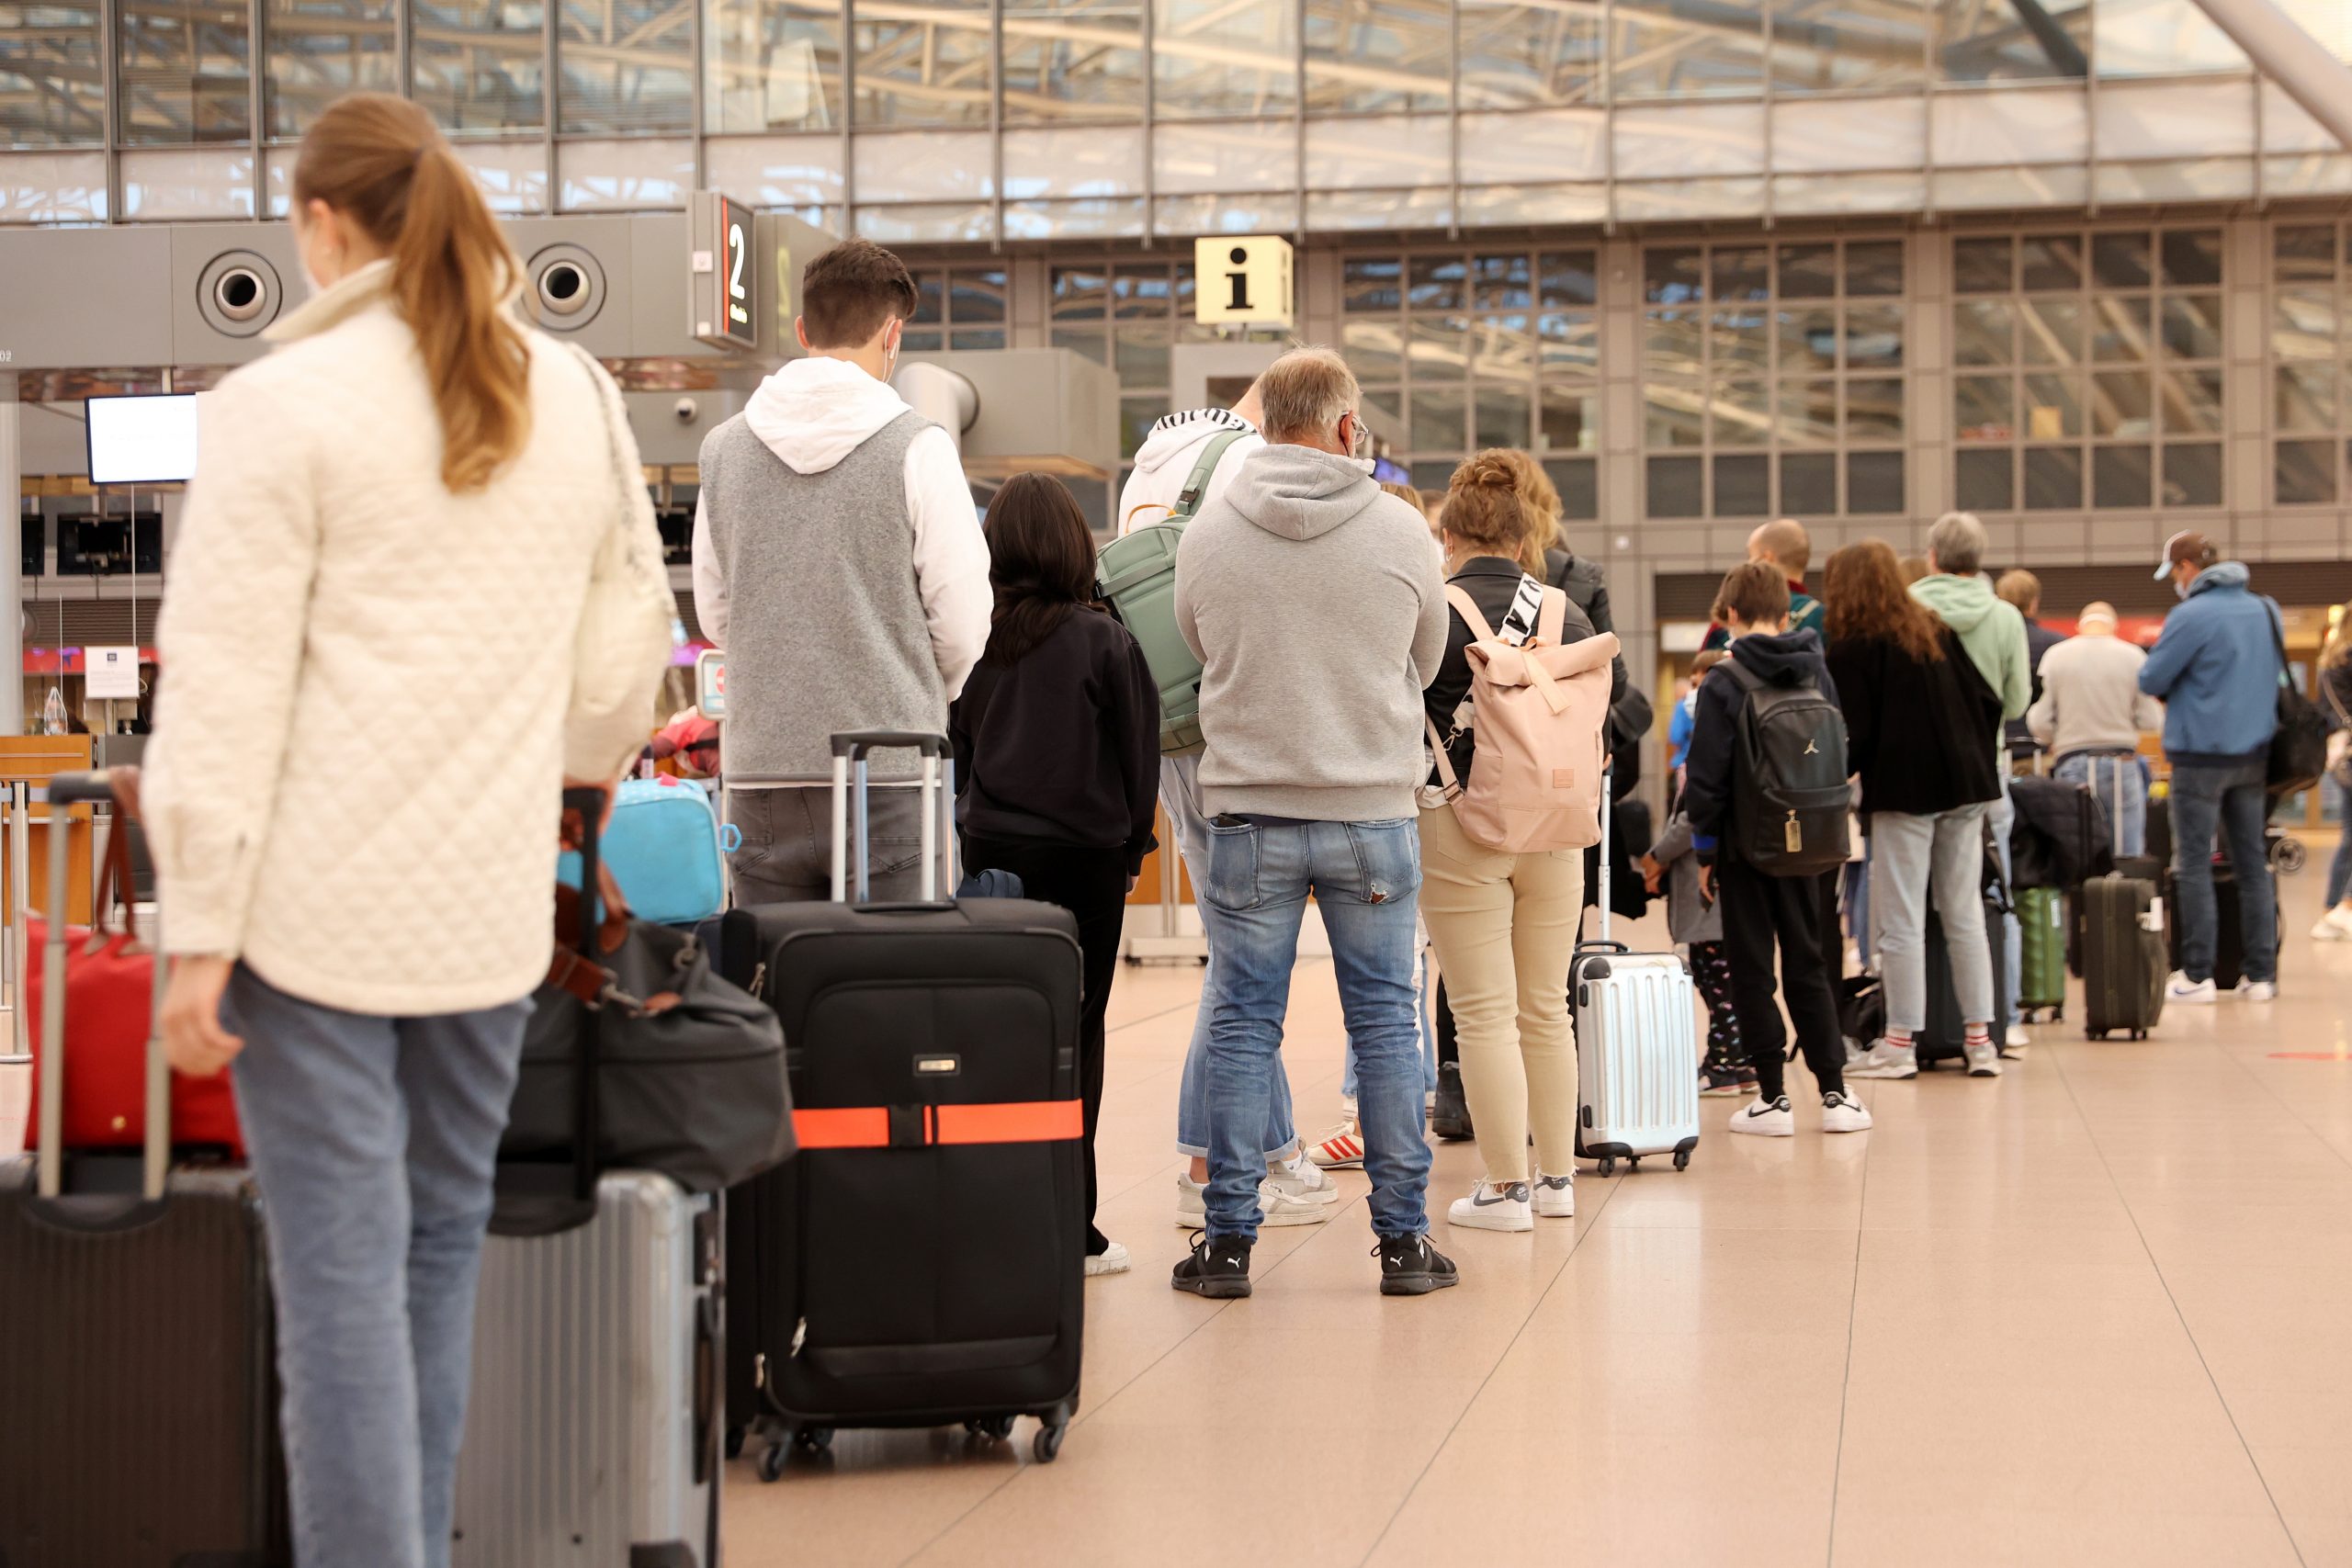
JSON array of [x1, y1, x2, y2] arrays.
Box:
[[1173, 444, 1447, 821]]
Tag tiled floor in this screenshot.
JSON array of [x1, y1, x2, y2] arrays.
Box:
[[725, 840, 2352, 1567]]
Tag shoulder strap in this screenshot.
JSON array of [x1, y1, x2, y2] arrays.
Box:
[[1724, 660, 1764, 693], [2267, 599, 2292, 687], [1175, 429, 1249, 515], [1445, 583, 1498, 645], [1536, 585, 1567, 646]]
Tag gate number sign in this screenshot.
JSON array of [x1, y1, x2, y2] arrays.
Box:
[[1193, 236, 1295, 329], [691, 192, 759, 351]]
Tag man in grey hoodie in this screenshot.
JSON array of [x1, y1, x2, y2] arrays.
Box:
[[1167, 347, 1457, 1301]]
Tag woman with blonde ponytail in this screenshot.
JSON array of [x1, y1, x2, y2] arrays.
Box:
[[142, 91, 673, 1568]]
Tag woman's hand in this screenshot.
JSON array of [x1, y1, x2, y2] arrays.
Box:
[[560, 778, 617, 848], [161, 955, 243, 1077]]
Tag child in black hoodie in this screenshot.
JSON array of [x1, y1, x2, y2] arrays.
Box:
[[1680, 562, 1871, 1138], [950, 472, 1161, 1277]]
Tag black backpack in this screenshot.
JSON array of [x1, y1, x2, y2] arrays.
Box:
[[1724, 662, 1851, 876]]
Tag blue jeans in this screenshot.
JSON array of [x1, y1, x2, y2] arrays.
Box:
[[226, 965, 532, 1568], [2055, 751, 2150, 860], [2329, 814, 2352, 908], [1340, 927, 1438, 1101], [1196, 817, 1431, 1241], [1166, 751, 1296, 1159], [2167, 758, 2279, 986]]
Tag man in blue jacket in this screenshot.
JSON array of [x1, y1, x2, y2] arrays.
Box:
[[2140, 531, 2281, 1002]]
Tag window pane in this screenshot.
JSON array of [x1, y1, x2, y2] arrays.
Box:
[[1120, 395, 1161, 458], [119, 0, 251, 141], [1939, 0, 2086, 82], [1645, 386, 1705, 447], [1455, 0, 1603, 109], [1, 0, 105, 143], [1955, 375, 2014, 441], [1475, 384, 1531, 447], [1540, 383, 1598, 452], [1767, 0, 1923, 92], [1711, 309, 1770, 372], [2161, 229, 2222, 289], [1953, 237, 2014, 294], [1540, 250, 1599, 307], [1781, 451, 1835, 515], [2274, 288, 2336, 359], [1778, 307, 1837, 372], [1712, 378, 1770, 447], [2276, 439, 2337, 504], [2018, 234, 2084, 292], [1002, 0, 1143, 123], [2275, 224, 2335, 287], [1052, 264, 1108, 318], [1952, 300, 2014, 367], [1051, 325, 1107, 363], [1847, 378, 1904, 441], [1848, 450, 1905, 514], [854, 0, 989, 125], [1408, 314, 1469, 379], [2023, 447, 2084, 509], [1712, 245, 1770, 303], [2092, 231, 2153, 290], [2091, 371, 2152, 437], [1345, 255, 1402, 313], [1155, 0, 1296, 117], [1306, 0, 1447, 113], [1845, 240, 1904, 297], [2023, 373, 2082, 439], [1777, 379, 1838, 445], [2019, 299, 2085, 366], [1473, 315, 1533, 380], [1645, 246, 1704, 305], [2165, 442, 2222, 507], [1647, 455, 1704, 517], [1778, 243, 1836, 299], [1645, 310, 1705, 378], [1114, 324, 1170, 388], [1538, 313, 1598, 377], [2089, 296, 2154, 364], [1548, 457, 1599, 520], [1472, 253, 1532, 310], [952, 268, 1008, 322], [1715, 453, 1770, 516], [1845, 305, 1903, 370], [414, 0, 546, 130], [2093, 446, 2153, 508], [1342, 320, 1404, 380], [1410, 253, 1467, 311], [705, 0, 842, 130], [266, 0, 397, 137], [1612, 0, 1763, 97], [560, 0, 693, 133], [1412, 385, 1466, 449], [2276, 362, 2336, 434], [2158, 367, 2222, 434], [1111, 263, 1170, 318], [2163, 294, 2222, 360], [1957, 447, 2014, 512]]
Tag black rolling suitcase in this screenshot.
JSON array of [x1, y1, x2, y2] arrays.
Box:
[[1917, 846, 2009, 1070], [2081, 872, 2165, 1039], [722, 732, 1086, 1474], [0, 771, 289, 1567]]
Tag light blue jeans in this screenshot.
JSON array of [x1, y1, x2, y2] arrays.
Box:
[[2055, 750, 2151, 860], [1166, 751, 1297, 1159], [226, 964, 531, 1568], [2167, 757, 2279, 986], [1195, 817, 1431, 1241], [1870, 802, 1997, 1034], [1340, 930, 1439, 1102]]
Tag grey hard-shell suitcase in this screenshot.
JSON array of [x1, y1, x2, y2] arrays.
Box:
[[1570, 771, 1701, 1176], [0, 771, 290, 1568], [452, 797, 724, 1568]]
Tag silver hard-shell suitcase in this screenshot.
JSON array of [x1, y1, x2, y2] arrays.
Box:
[[1571, 772, 1702, 1176], [452, 795, 724, 1568]]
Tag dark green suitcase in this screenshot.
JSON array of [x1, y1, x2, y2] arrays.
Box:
[[2017, 885, 2067, 1021]]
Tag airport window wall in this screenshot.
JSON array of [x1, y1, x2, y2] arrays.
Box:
[[1951, 224, 2226, 513], [2272, 220, 2352, 508], [14, 0, 2352, 230], [1640, 237, 1906, 521]]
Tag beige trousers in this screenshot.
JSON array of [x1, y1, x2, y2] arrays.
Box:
[[1417, 805, 1586, 1185]]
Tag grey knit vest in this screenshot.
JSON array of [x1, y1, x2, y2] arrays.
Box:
[[699, 409, 944, 783]]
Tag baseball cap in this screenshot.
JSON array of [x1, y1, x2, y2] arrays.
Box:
[[2078, 601, 2118, 631], [2154, 529, 2211, 580]]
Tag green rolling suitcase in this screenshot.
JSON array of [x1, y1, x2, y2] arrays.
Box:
[[2017, 885, 2067, 1021]]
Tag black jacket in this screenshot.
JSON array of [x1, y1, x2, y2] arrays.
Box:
[[1683, 628, 1837, 863], [1545, 547, 1629, 712], [2008, 773, 2114, 890], [949, 607, 1160, 874], [1423, 556, 1614, 790], [2005, 618, 2068, 754], [1826, 626, 2004, 819]]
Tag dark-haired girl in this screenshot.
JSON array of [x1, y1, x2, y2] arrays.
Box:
[[950, 471, 1160, 1276]]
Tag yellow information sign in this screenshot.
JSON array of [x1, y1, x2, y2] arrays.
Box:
[[1193, 236, 1295, 328]]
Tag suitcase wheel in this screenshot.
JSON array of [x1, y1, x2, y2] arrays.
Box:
[[797, 1425, 834, 1454], [965, 1416, 1017, 1443], [757, 1442, 788, 1483], [1597, 1157, 1615, 1178], [1033, 1404, 1071, 1464], [725, 1425, 748, 1461], [1673, 1148, 1691, 1172]]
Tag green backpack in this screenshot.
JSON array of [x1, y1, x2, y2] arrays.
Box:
[[1095, 429, 1247, 757]]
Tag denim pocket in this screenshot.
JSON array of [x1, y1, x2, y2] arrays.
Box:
[[1203, 820, 1262, 911], [1341, 818, 1422, 905]]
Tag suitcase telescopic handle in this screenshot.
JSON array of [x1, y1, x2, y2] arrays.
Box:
[[830, 731, 950, 761], [35, 770, 169, 1205], [826, 731, 957, 908]]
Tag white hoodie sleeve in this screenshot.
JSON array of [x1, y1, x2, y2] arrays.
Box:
[[904, 425, 992, 700], [689, 488, 727, 651]]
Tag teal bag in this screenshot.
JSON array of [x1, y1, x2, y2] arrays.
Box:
[[559, 776, 732, 926], [1095, 429, 1247, 757]]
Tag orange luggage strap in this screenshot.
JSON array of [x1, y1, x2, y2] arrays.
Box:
[[793, 1100, 1083, 1151]]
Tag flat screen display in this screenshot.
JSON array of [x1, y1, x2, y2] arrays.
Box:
[[85, 394, 200, 486]]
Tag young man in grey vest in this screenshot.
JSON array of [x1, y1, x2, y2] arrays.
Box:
[[692, 238, 991, 901]]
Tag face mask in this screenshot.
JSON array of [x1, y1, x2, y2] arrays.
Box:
[[2175, 576, 2191, 602]]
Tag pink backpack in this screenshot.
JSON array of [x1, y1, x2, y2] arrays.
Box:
[[1427, 581, 1621, 854]]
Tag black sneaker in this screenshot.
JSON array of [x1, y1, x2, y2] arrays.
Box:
[[1170, 1234, 1253, 1298], [1374, 1233, 1460, 1297]]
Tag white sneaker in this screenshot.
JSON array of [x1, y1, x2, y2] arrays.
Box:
[[1306, 1117, 1365, 1169], [1729, 1095, 1795, 1137], [1267, 1151, 1341, 1206], [2241, 978, 2278, 1001], [2005, 1024, 2031, 1050], [1847, 1040, 1919, 1080], [2167, 973, 2218, 1005], [2327, 907, 2352, 938], [1820, 1091, 1873, 1134], [1532, 1170, 1575, 1219], [1447, 1179, 1533, 1233], [1964, 1042, 2003, 1077], [1174, 1170, 1334, 1229], [2311, 918, 2345, 942], [1085, 1240, 1131, 1277]]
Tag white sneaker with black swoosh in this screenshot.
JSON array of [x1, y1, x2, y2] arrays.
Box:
[[1446, 1179, 1532, 1233], [1729, 1095, 1795, 1137]]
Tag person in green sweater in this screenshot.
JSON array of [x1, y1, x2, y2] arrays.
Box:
[[1909, 511, 2034, 1052]]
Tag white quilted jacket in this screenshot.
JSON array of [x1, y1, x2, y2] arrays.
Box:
[[142, 261, 673, 1016]]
